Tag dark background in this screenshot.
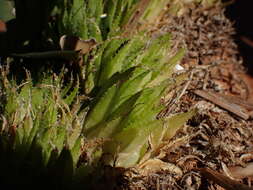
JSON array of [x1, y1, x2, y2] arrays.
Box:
[[226, 0, 253, 75]]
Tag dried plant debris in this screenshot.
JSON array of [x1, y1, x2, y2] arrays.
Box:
[[122, 3, 253, 190], [194, 90, 253, 120], [198, 168, 253, 190], [158, 3, 241, 68]]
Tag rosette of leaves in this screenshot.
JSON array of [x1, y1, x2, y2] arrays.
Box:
[[57, 0, 130, 41], [82, 33, 196, 168], [0, 71, 84, 188], [0, 33, 195, 188]]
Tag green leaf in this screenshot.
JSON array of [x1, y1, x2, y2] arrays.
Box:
[[13, 127, 23, 149], [85, 45, 105, 94], [44, 97, 58, 126], [71, 136, 82, 168], [141, 0, 169, 23], [27, 115, 41, 148], [54, 126, 66, 153], [141, 34, 171, 70], [61, 0, 88, 38], [100, 36, 146, 84], [39, 128, 55, 166], [68, 120, 83, 149], [118, 83, 167, 132], [31, 87, 45, 111], [101, 38, 127, 65], [110, 69, 152, 112], [63, 80, 79, 106], [84, 84, 118, 130], [5, 90, 18, 116], [86, 116, 123, 139], [22, 114, 33, 144], [150, 109, 197, 151], [163, 109, 197, 141], [148, 48, 185, 87], [103, 0, 118, 36], [99, 39, 133, 83], [107, 91, 141, 121], [106, 119, 162, 167], [87, 19, 102, 41], [95, 66, 136, 96], [86, 91, 141, 139], [103, 83, 169, 167], [61, 79, 74, 98], [86, 0, 103, 23]]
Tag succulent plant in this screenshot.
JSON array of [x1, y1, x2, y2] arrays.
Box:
[[1, 0, 224, 188]]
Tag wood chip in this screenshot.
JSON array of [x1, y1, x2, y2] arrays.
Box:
[[194, 90, 253, 120], [197, 168, 253, 190], [229, 163, 253, 179], [138, 158, 183, 176]]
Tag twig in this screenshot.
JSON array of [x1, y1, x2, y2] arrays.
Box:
[[194, 90, 253, 120], [241, 36, 253, 48], [11, 50, 81, 60], [197, 168, 253, 190]]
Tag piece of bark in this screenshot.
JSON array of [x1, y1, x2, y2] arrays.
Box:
[[194, 90, 253, 120], [229, 163, 253, 179], [197, 168, 253, 190]]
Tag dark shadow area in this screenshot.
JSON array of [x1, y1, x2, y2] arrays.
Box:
[[225, 0, 253, 75], [0, 133, 122, 189], [0, 0, 57, 56], [0, 136, 74, 190]]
